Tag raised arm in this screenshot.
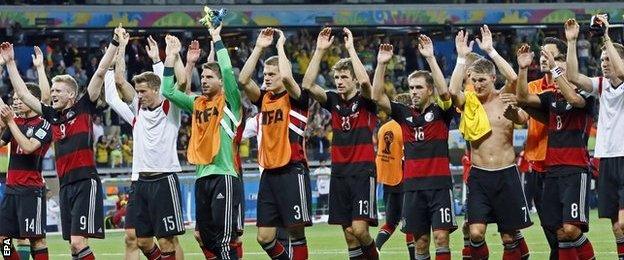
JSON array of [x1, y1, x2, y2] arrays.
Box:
[[302, 28, 332, 104], [275, 29, 301, 99], [161, 35, 195, 113], [419, 34, 450, 101], [564, 19, 593, 92], [105, 68, 135, 124], [239, 28, 274, 103], [210, 23, 242, 120], [449, 30, 473, 108], [0, 42, 42, 114], [0, 105, 44, 154], [372, 44, 393, 114], [515, 44, 542, 108], [87, 25, 122, 102], [113, 31, 136, 103], [185, 40, 201, 95], [343, 28, 372, 98], [207, 41, 215, 62], [476, 25, 517, 93], [599, 16, 624, 81], [32, 46, 50, 104], [145, 35, 164, 80], [543, 48, 586, 108], [174, 46, 188, 92]]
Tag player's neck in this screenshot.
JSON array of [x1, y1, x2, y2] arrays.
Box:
[[416, 98, 433, 112], [147, 96, 163, 110], [340, 89, 357, 101], [270, 86, 287, 95], [477, 91, 496, 104], [607, 75, 623, 88]]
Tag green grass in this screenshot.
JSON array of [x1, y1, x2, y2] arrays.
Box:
[[43, 210, 617, 259]]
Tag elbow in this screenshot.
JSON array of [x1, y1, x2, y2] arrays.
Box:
[[238, 75, 250, 86]]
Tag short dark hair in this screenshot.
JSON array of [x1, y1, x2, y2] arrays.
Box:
[[24, 83, 42, 99], [202, 62, 222, 79], [331, 58, 356, 78], [543, 37, 567, 55], [132, 72, 161, 90], [407, 70, 434, 89]]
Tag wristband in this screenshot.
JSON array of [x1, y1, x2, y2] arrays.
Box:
[[550, 66, 564, 79], [111, 39, 119, 47], [487, 49, 499, 57], [456, 57, 466, 65]]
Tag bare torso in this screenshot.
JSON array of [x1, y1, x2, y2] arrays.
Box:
[[470, 93, 516, 169]]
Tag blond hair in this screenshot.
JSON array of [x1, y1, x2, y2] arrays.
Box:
[[51, 74, 79, 93], [469, 58, 496, 76]]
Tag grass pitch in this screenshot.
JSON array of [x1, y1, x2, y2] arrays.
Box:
[[42, 211, 617, 259]]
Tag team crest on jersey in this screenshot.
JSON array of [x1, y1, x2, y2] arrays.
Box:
[[66, 110, 75, 118], [424, 112, 434, 122], [26, 127, 34, 137]]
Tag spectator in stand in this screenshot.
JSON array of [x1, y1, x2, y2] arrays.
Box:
[[46, 188, 60, 233], [577, 33, 591, 75], [121, 135, 133, 167], [95, 135, 111, 168], [315, 160, 331, 218], [109, 137, 123, 168], [92, 114, 104, 144]]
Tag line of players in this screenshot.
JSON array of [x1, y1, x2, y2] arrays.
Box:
[[0, 16, 621, 260]]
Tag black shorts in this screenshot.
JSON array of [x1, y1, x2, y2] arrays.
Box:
[[60, 178, 105, 241], [401, 188, 457, 235], [328, 174, 378, 227], [257, 163, 312, 228], [598, 157, 624, 219], [467, 165, 532, 232], [542, 168, 591, 232], [135, 173, 185, 238], [124, 182, 137, 229], [236, 177, 245, 235], [0, 188, 46, 238], [383, 185, 403, 227], [195, 174, 242, 257]]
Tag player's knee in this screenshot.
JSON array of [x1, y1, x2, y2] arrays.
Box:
[[433, 231, 449, 247], [288, 226, 305, 240], [351, 225, 369, 239], [414, 234, 430, 252], [157, 237, 176, 252], [69, 237, 87, 252], [124, 234, 138, 250], [30, 238, 47, 250], [136, 237, 153, 251], [560, 224, 581, 240], [500, 232, 516, 244], [468, 227, 485, 242], [256, 231, 276, 245]]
